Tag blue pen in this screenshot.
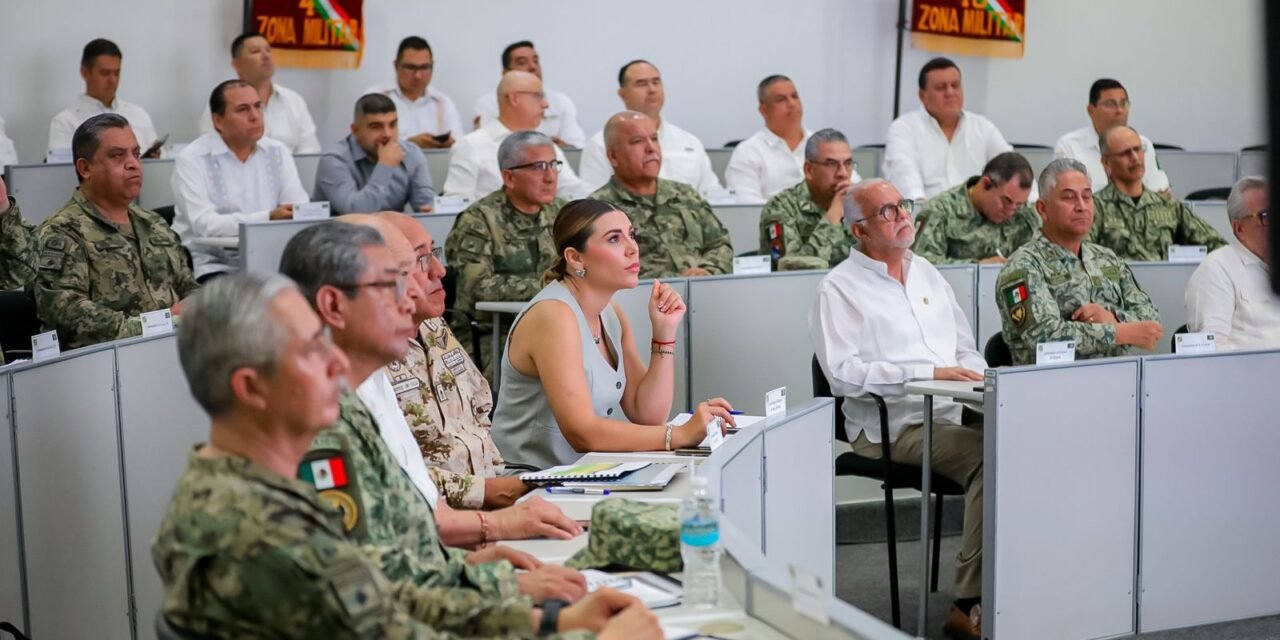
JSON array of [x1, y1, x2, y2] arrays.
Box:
[[729, 410, 744, 415], [546, 487, 610, 495]]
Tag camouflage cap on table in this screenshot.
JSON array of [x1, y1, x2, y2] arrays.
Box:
[[566, 498, 682, 573]]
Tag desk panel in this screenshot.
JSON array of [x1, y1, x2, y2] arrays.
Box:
[[938, 265, 977, 337], [762, 401, 835, 593], [689, 271, 825, 414], [0, 372, 22, 632], [611, 280, 689, 413], [425, 149, 449, 190], [1020, 149, 1054, 182], [853, 147, 881, 179], [116, 336, 208, 640], [241, 214, 460, 274], [713, 428, 764, 553], [1237, 150, 1266, 181], [139, 159, 177, 209], [1128, 262, 1196, 355], [713, 204, 763, 256], [563, 148, 581, 173], [1159, 151, 1237, 201], [708, 148, 733, 183], [12, 349, 132, 639], [1139, 350, 1280, 632], [4, 163, 76, 225], [977, 264, 1002, 353], [985, 360, 1140, 640], [294, 154, 322, 197], [1190, 201, 1232, 239]]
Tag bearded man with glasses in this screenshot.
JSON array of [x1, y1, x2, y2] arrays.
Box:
[[810, 177, 989, 640], [445, 130, 564, 373]]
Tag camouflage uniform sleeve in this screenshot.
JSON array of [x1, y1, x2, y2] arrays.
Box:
[[758, 195, 799, 256], [1176, 201, 1227, 251], [446, 208, 544, 304], [389, 579, 544, 638], [911, 203, 954, 264], [691, 197, 733, 274], [166, 224, 201, 299], [0, 199, 35, 290], [430, 467, 485, 510], [1115, 262, 1161, 323], [996, 261, 1116, 363], [32, 224, 142, 346]]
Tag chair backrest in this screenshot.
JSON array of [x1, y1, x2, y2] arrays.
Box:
[[154, 611, 216, 640], [723, 139, 743, 148], [1011, 143, 1052, 149], [1169, 323, 1190, 352], [984, 331, 1012, 368], [1152, 143, 1185, 151], [0, 291, 39, 361], [1185, 187, 1232, 201], [810, 354, 848, 442], [154, 204, 177, 226]]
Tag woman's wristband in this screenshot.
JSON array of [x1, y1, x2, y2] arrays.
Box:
[[664, 424, 674, 451]]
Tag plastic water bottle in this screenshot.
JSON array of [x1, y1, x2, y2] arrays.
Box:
[[680, 475, 721, 608]]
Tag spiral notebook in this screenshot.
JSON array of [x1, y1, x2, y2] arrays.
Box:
[[519, 461, 650, 484]]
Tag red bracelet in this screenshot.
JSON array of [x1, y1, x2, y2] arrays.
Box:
[[651, 339, 676, 345]]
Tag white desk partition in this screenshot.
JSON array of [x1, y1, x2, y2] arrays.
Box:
[[240, 213, 461, 274], [0, 372, 22, 633], [708, 148, 733, 183], [116, 336, 207, 640], [1237, 150, 1266, 180], [1128, 262, 1195, 354], [424, 149, 449, 190], [977, 264, 1003, 352], [1190, 200, 1233, 239], [563, 148, 582, 173], [713, 431, 765, 552], [1018, 148, 1054, 182], [1159, 151, 1238, 201], [713, 204, 763, 255], [4, 163, 77, 225], [609, 279, 690, 413], [853, 147, 881, 179], [938, 264, 977, 336], [1138, 350, 1280, 633], [984, 359, 1141, 640], [293, 154, 322, 196], [11, 347, 133, 640], [688, 271, 825, 414]]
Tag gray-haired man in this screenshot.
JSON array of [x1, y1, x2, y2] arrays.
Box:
[[444, 130, 563, 370], [314, 93, 436, 214], [757, 127, 859, 270]]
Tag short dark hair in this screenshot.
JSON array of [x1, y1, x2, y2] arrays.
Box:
[[81, 38, 122, 69], [617, 59, 654, 88], [1089, 78, 1127, 106], [918, 57, 960, 90], [231, 33, 267, 59], [209, 79, 253, 117], [981, 152, 1034, 190], [501, 40, 535, 69], [396, 36, 432, 62], [280, 222, 385, 306], [72, 113, 131, 183], [757, 74, 792, 103], [355, 93, 397, 118]]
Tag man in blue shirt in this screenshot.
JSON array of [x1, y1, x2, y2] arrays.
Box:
[[315, 93, 436, 214]]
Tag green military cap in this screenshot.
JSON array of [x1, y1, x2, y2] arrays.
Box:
[[566, 499, 682, 573], [776, 255, 831, 271]]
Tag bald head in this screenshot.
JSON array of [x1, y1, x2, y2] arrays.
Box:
[[603, 111, 651, 150], [339, 213, 414, 266], [374, 213, 446, 322], [380, 212, 431, 252], [496, 70, 545, 129], [603, 111, 661, 185], [1099, 125, 1146, 187]]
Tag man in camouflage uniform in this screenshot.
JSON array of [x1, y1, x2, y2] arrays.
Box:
[[153, 272, 657, 638], [590, 111, 732, 278], [445, 130, 561, 372], [386, 213, 530, 511], [32, 113, 198, 350], [281, 220, 591, 607], [998, 158, 1163, 365], [0, 178, 34, 291], [913, 151, 1040, 265], [1089, 126, 1225, 261], [757, 128, 855, 270]]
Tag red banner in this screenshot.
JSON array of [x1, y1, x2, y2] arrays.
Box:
[[249, 0, 364, 69], [912, 0, 1026, 59]]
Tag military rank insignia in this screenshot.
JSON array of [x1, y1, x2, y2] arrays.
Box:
[[299, 446, 366, 538], [1004, 281, 1030, 326]]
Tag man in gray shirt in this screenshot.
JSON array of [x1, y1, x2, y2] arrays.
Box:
[[315, 93, 435, 214]]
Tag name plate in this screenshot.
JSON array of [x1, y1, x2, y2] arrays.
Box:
[[765, 386, 786, 417], [1174, 332, 1217, 355], [31, 331, 61, 362], [703, 417, 726, 451], [732, 255, 771, 275], [789, 566, 830, 624], [1167, 245, 1208, 263], [1035, 340, 1076, 366], [46, 148, 73, 164], [293, 201, 331, 220], [140, 309, 175, 337]]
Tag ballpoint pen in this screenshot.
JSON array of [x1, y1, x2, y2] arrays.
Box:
[[546, 487, 611, 495]]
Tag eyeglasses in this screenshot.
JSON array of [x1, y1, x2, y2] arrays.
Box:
[[415, 247, 445, 272], [814, 158, 857, 172], [856, 199, 916, 223], [336, 275, 407, 301], [1097, 99, 1131, 109], [1243, 210, 1269, 226], [507, 159, 563, 174], [398, 63, 433, 74], [513, 90, 546, 100]]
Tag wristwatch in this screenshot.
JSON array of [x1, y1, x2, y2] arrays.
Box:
[[539, 598, 569, 636]]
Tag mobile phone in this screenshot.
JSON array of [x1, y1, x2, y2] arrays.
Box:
[[433, 132, 451, 143]]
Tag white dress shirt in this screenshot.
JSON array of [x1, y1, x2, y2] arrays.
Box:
[[199, 83, 321, 154], [1053, 125, 1171, 193], [724, 128, 811, 203], [0, 116, 17, 169], [357, 369, 441, 509], [443, 118, 586, 201], [883, 109, 1012, 202], [473, 87, 586, 148], [171, 132, 309, 278], [810, 248, 987, 443], [48, 94, 160, 157], [577, 119, 723, 194], [365, 83, 464, 139], [1184, 241, 1280, 351]]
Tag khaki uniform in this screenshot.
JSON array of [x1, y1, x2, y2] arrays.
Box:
[[1089, 184, 1226, 261], [912, 177, 1041, 264], [997, 235, 1160, 365], [590, 177, 733, 278], [32, 190, 198, 349], [389, 318, 504, 509]]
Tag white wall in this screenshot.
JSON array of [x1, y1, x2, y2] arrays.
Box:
[[0, 0, 1264, 167]]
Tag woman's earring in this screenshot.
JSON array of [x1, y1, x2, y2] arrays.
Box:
[[574, 267, 587, 278]]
